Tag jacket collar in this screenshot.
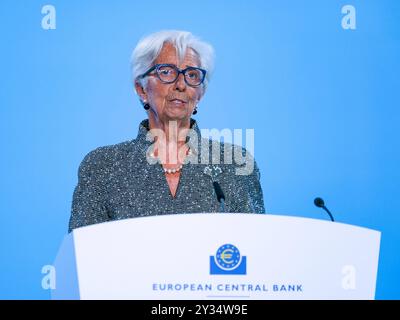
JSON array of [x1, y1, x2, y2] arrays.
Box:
[[135, 118, 201, 147]]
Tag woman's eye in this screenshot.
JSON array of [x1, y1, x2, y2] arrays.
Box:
[[187, 72, 198, 79]]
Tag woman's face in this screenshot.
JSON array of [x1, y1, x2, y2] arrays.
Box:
[[136, 42, 204, 123]]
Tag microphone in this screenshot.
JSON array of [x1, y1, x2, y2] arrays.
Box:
[[314, 197, 335, 222], [213, 181, 225, 212]]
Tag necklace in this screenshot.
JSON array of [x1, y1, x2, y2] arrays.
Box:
[[163, 164, 183, 174], [149, 147, 193, 174]]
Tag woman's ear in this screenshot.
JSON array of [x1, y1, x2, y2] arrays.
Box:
[[134, 81, 147, 102]]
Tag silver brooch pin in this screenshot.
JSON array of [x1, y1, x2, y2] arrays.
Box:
[[203, 165, 223, 181]]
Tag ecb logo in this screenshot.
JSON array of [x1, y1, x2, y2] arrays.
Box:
[[210, 244, 246, 275]]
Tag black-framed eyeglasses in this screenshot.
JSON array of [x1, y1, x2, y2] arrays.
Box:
[[139, 64, 207, 87]]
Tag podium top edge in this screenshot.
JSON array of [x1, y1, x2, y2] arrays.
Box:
[[70, 213, 381, 236]]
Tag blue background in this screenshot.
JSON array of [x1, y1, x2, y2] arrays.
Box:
[[0, 0, 399, 299]]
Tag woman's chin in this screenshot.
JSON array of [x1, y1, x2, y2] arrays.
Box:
[[165, 106, 190, 119]]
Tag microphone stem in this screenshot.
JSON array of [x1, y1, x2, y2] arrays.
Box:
[[219, 199, 225, 213], [323, 206, 335, 222]]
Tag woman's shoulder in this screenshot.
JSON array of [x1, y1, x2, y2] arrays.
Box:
[[197, 137, 258, 177], [198, 137, 255, 160], [200, 137, 252, 154], [78, 140, 134, 172]]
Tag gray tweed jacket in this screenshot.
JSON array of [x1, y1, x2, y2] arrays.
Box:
[[69, 119, 265, 232]]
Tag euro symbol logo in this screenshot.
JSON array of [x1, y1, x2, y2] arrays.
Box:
[[221, 249, 234, 264], [210, 244, 247, 274]]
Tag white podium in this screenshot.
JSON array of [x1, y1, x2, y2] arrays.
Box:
[[51, 214, 380, 300]]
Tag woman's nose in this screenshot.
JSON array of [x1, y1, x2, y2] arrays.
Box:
[[174, 73, 186, 91]]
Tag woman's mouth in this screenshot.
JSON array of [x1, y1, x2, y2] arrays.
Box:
[[169, 99, 187, 106]]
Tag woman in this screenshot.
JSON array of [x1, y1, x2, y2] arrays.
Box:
[[69, 30, 265, 232]]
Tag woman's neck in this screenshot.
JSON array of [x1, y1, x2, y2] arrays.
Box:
[[148, 115, 191, 165]]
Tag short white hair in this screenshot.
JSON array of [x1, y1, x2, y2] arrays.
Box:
[[131, 30, 215, 89]]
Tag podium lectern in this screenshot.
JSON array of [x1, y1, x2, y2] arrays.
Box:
[[51, 214, 380, 299]]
